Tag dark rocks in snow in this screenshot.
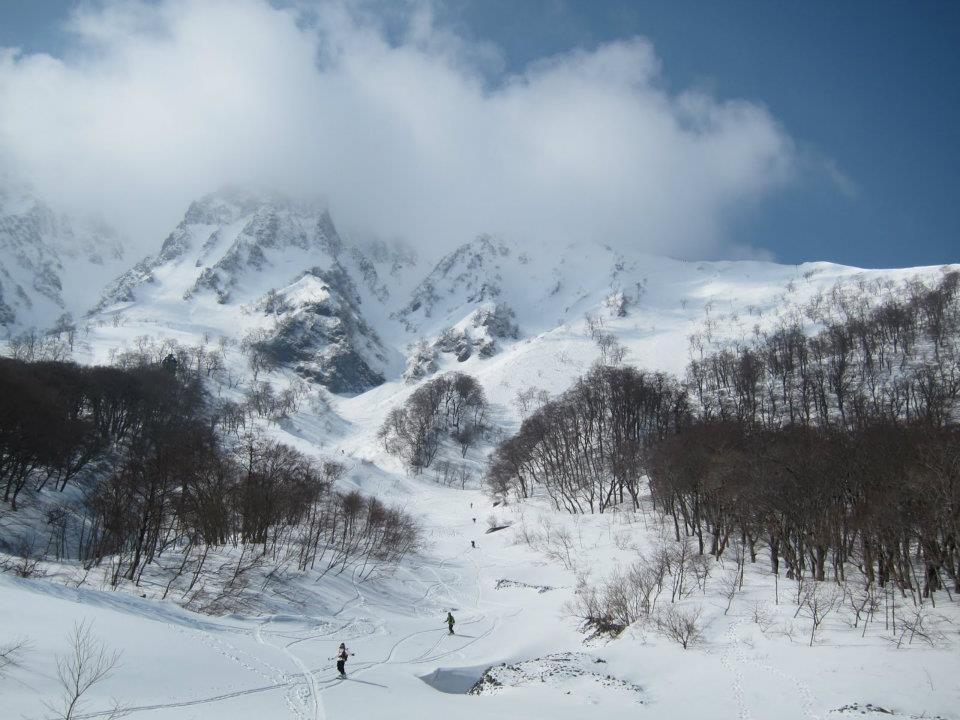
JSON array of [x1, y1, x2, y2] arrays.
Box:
[[455, 337, 473, 362], [429, 302, 519, 363], [468, 653, 643, 701], [494, 579, 554, 593], [477, 338, 497, 358], [472, 302, 519, 339], [466, 281, 501, 303], [155, 225, 193, 266], [435, 327, 460, 354], [349, 247, 390, 303], [403, 339, 439, 383], [256, 319, 386, 394], [189, 267, 230, 303], [250, 269, 389, 395], [831, 704, 946, 719], [395, 235, 509, 331], [604, 290, 630, 317], [89, 257, 156, 313], [177, 196, 344, 304], [434, 328, 476, 363], [308, 345, 385, 395]]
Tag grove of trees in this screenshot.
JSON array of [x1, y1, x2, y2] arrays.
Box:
[[490, 271, 960, 600], [0, 354, 420, 598], [379, 371, 489, 472]]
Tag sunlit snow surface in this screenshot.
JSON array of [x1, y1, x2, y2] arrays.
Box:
[[2, 220, 959, 718]]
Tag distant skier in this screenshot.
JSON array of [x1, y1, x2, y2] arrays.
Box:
[[336, 642, 352, 678], [471, 540, 476, 549], [446, 612, 455, 635]]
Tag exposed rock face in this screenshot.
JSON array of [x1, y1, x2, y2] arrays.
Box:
[[90, 260, 154, 313], [93, 189, 368, 311], [0, 182, 125, 328], [429, 302, 519, 363], [473, 302, 519, 340], [88, 189, 398, 394], [391, 234, 524, 368], [403, 338, 439, 383], [185, 202, 341, 303], [250, 271, 390, 394], [395, 234, 510, 332], [468, 652, 644, 702]]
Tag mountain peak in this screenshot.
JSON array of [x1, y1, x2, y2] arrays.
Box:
[[0, 181, 125, 329]]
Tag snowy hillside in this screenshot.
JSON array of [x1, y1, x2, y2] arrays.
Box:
[[86, 189, 406, 393], [78, 191, 957, 397], [1, 189, 959, 720], [0, 180, 125, 329]]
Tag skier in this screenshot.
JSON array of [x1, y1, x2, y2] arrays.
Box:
[[446, 611, 455, 635], [471, 540, 476, 549], [336, 642, 352, 678]]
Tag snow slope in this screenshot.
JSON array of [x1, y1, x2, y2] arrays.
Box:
[[0, 180, 125, 330], [3, 477, 958, 720], [2, 190, 959, 719]]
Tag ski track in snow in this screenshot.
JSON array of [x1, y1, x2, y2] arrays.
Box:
[[258, 617, 324, 720], [75, 548, 501, 719], [5, 214, 959, 719]]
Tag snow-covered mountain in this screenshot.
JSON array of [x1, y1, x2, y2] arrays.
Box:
[[3, 188, 959, 720], [88, 189, 407, 393], [0, 181, 125, 330], [63, 187, 955, 398]]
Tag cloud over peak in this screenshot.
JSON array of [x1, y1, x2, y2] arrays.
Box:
[[0, 0, 795, 261]]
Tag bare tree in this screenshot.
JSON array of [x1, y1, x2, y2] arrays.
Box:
[[720, 568, 741, 616], [652, 605, 704, 649], [799, 582, 841, 646], [0, 637, 29, 677], [46, 621, 121, 720], [893, 607, 942, 649], [0, 539, 45, 578]]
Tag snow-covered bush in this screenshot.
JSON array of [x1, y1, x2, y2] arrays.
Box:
[[403, 338, 438, 383], [472, 302, 519, 339], [652, 605, 704, 649], [604, 290, 630, 318]]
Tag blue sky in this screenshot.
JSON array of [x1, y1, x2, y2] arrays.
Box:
[[441, 0, 960, 268], [1, 0, 957, 268]]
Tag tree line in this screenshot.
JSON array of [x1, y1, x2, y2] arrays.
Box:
[[1, 356, 420, 592], [487, 365, 688, 513], [687, 271, 960, 429], [489, 271, 960, 596]]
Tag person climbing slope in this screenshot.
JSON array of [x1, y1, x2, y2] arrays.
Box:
[[446, 611, 455, 635], [336, 642, 352, 678]]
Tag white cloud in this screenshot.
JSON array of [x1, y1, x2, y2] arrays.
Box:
[[0, 0, 796, 261]]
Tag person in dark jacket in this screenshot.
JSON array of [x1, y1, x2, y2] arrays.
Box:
[[336, 642, 352, 678], [446, 612, 455, 635]]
